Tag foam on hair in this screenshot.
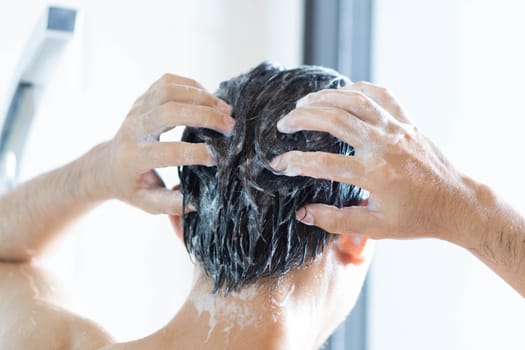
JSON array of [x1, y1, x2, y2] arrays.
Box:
[[180, 62, 363, 293]]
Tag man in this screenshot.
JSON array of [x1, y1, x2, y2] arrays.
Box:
[[2, 61, 525, 349], [0, 63, 372, 349]]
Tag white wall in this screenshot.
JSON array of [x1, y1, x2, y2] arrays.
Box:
[[369, 1, 525, 349], [0, 0, 303, 341], [5, 0, 524, 347]]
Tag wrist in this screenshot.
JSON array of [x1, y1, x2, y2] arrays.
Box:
[[443, 175, 495, 252], [72, 141, 113, 202]]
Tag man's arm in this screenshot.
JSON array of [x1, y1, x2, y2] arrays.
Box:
[[0, 144, 106, 261], [270, 82, 525, 297], [456, 183, 525, 296], [0, 73, 234, 262]]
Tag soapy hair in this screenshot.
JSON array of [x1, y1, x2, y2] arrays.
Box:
[[180, 62, 363, 293]]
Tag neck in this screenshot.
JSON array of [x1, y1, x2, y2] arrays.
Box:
[[160, 268, 328, 350]]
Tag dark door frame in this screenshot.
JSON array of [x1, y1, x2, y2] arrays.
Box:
[[303, 0, 373, 349]]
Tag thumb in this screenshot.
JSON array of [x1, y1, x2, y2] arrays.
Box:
[[296, 204, 377, 236], [136, 188, 185, 216]]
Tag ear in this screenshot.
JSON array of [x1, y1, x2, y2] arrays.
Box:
[[334, 234, 368, 265]]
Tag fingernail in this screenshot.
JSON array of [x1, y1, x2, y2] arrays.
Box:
[[296, 94, 311, 107], [269, 156, 282, 170], [296, 208, 314, 225], [277, 116, 295, 133], [269, 155, 300, 176], [217, 99, 232, 115], [205, 146, 218, 166], [223, 115, 235, 131], [186, 203, 197, 212]]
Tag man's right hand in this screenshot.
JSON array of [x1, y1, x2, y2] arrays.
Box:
[[93, 74, 234, 216], [270, 82, 525, 297], [269, 82, 478, 243]]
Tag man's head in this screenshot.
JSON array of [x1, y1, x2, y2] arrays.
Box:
[[176, 62, 367, 294]]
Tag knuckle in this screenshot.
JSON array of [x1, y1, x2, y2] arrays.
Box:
[[377, 86, 396, 103], [366, 125, 382, 141], [197, 89, 215, 105], [155, 84, 171, 102], [316, 89, 338, 102], [209, 92, 219, 103], [389, 102, 403, 116], [350, 91, 371, 110], [161, 100, 181, 115], [353, 91, 368, 103], [378, 87, 396, 103], [159, 73, 175, 84], [200, 105, 222, 121], [186, 78, 199, 87], [377, 86, 389, 95], [291, 106, 310, 116], [190, 104, 209, 120], [385, 119, 401, 134], [316, 89, 334, 97], [322, 108, 350, 132], [301, 89, 332, 104], [323, 108, 348, 129], [353, 81, 368, 89], [397, 125, 417, 145], [333, 211, 349, 234]]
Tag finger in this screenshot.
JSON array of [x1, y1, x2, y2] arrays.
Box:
[[276, 106, 371, 148], [347, 81, 410, 123], [292, 89, 387, 125], [136, 74, 205, 106], [144, 83, 231, 115], [172, 184, 196, 212], [143, 142, 216, 170], [155, 73, 204, 89], [140, 101, 235, 137], [136, 188, 185, 216], [269, 151, 371, 190], [296, 203, 378, 236]]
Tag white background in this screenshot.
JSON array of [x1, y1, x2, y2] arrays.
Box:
[[1, 0, 524, 348], [369, 1, 525, 349]]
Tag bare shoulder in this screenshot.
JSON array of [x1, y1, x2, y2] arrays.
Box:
[[0, 262, 113, 350]]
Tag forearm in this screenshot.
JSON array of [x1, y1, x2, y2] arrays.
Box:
[[447, 178, 525, 297], [0, 73, 233, 262], [0, 143, 109, 261]]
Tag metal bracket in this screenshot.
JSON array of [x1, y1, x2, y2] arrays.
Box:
[[0, 6, 77, 194]]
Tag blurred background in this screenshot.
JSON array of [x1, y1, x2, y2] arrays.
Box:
[[1, 0, 524, 349]]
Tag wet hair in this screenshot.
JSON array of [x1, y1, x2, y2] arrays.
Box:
[[180, 62, 363, 293]]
